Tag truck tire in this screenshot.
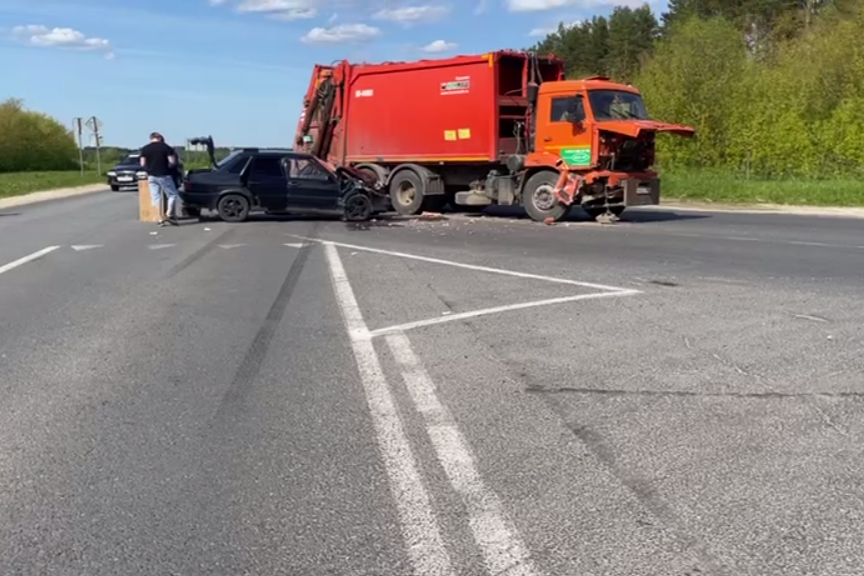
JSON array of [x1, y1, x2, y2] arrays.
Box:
[[523, 171, 570, 223], [388, 170, 424, 216]]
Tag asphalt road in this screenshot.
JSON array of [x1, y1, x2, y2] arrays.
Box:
[[1, 191, 863, 576]]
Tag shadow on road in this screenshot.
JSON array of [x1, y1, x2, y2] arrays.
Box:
[[476, 205, 711, 224]]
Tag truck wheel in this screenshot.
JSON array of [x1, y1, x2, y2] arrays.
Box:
[[389, 170, 424, 216], [584, 206, 625, 221], [217, 193, 250, 223], [523, 171, 570, 223]]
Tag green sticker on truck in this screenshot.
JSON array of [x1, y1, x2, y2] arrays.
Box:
[[559, 147, 591, 166]]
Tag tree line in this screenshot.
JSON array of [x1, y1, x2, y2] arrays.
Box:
[[532, 0, 864, 179], [0, 98, 231, 173]]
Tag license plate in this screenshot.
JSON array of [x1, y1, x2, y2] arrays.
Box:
[[636, 185, 651, 195], [118, 176, 133, 182]]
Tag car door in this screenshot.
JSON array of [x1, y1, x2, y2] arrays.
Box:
[[284, 155, 341, 211], [245, 156, 288, 211]]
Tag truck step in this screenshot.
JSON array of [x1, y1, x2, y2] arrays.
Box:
[[454, 192, 492, 206]]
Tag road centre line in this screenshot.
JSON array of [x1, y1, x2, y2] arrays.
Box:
[[290, 234, 635, 293], [324, 241, 456, 576], [368, 290, 639, 338], [385, 331, 546, 576], [0, 246, 60, 276]]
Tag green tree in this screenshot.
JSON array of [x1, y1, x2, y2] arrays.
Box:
[[0, 99, 79, 172]]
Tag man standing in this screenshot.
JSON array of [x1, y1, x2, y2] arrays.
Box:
[[140, 132, 179, 226]]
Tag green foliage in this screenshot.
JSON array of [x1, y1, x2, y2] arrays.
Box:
[[0, 99, 79, 173], [663, 168, 864, 206], [0, 171, 103, 199], [531, 4, 657, 83], [534, 0, 864, 187]]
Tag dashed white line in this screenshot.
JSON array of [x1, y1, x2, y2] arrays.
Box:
[[385, 331, 545, 576], [326, 240, 546, 576], [324, 241, 456, 576], [0, 246, 60, 276]]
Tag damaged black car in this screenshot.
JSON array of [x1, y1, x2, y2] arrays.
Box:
[[180, 136, 383, 223]]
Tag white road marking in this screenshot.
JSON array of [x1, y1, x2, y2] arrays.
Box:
[[70, 245, 103, 251], [369, 290, 639, 338], [290, 235, 632, 292], [284, 242, 305, 248], [324, 242, 456, 576], [147, 244, 176, 250], [0, 246, 60, 276], [385, 331, 545, 576], [217, 243, 246, 249]]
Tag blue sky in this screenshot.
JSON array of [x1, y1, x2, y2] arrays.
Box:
[[0, 0, 666, 149]]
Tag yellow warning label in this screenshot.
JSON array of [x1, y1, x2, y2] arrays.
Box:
[[457, 128, 471, 139], [444, 130, 457, 141]]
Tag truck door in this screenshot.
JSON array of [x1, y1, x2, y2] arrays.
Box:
[[537, 94, 593, 168]]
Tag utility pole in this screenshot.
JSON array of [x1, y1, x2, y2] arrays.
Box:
[[85, 116, 103, 175], [73, 117, 84, 175]]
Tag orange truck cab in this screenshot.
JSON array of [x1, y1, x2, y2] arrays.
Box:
[[294, 51, 694, 222], [524, 76, 695, 221]]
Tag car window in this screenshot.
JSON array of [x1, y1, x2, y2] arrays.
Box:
[[287, 157, 330, 181], [249, 157, 284, 178]]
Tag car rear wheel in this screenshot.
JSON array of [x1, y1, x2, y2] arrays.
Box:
[[344, 194, 372, 222], [217, 194, 250, 223]]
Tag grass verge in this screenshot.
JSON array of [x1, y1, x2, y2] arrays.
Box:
[[0, 171, 104, 199], [661, 169, 864, 206]]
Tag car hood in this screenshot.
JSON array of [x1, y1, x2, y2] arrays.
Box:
[[598, 120, 695, 138], [112, 164, 141, 171]]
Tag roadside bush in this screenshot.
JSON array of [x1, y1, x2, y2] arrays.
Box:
[[0, 98, 79, 173], [634, 7, 864, 179]]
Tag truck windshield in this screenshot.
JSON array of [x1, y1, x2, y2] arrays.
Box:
[[588, 90, 649, 121]]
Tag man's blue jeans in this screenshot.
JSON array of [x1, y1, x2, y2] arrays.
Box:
[[148, 175, 180, 218]]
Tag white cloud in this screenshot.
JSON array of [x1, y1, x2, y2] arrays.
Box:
[[235, 0, 317, 19], [528, 19, 580, 36], [510, 0, 645, 9], [11, 24, 113, 58], [421, 39, 456, 53], [372, 5, 448, 23], [301, 23, 381, 43]]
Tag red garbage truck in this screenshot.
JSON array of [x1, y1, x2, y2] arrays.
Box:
[[294, 50, 694, 222]]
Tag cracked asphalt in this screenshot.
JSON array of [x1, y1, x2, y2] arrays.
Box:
[[1, 191, 863, 576]]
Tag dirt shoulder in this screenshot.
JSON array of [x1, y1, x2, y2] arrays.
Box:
[[0, 184, 108, 210], [659, 200, 864, 219]]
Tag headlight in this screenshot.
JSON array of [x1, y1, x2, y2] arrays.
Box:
[[107, 171, 116, 177], [136, 171, 147, 178]]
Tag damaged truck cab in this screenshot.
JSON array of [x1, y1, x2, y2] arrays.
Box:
[[527, 77, 695, 221], [295, 51, 694, 223]]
